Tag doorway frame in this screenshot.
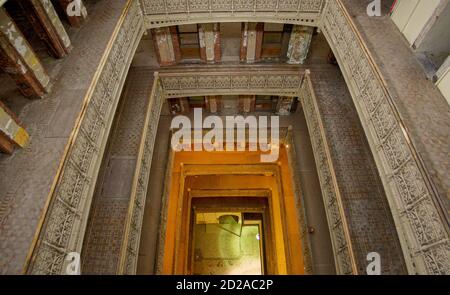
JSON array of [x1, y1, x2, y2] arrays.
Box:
[[189, 194, 272, 275]]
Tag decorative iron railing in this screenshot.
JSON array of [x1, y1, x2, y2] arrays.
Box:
[[118, 74, 165, 274], [139, 0, 325, 28], [159, 68, 304, 98], [300, 71, 356, 274], [26, 0, 145, 274]]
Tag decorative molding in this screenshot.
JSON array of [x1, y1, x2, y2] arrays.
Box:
[[321, 0, 450, 275], [0, 6, 51, 98], [118, 74, 165, 275], [26, 0, 144, 274], [0, 101, 29, 153], [139, 0, 324, 28], [300, 72, 356, 275], [159, 69, 304, 98]]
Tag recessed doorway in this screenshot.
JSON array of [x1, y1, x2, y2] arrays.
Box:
[[190, 197, 270, 275]]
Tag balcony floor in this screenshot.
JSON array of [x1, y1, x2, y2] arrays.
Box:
[[0, 0, 129, 274], [342, 0, 450, 215]]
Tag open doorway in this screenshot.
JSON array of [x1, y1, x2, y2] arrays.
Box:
[[189, 197, 271, 275]]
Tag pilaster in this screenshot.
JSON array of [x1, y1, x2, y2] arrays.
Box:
[[152, 26, 180, 66], [0, 7, 50, 98], [18, 0, 72, 58], [287, 25, 314, 64], [199, 23, 221, 63], [240, 22, 263, 63], [0, 101, 29, 154]]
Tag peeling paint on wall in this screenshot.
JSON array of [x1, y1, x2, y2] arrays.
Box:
[[287, 25, 314, 64]]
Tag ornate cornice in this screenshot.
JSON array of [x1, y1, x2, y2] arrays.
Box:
[[139, 0, 325, 28], [159, 69, 304, 98]]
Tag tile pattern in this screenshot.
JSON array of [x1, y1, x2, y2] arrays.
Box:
[[310, 67, 407, 274], [81, 68, 155, 274], [81, 198, 129, 275]]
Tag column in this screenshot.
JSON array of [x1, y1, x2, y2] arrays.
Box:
[[240, 23, 263, 63], [239, 95, 256, 113], [169, 26, 182, 62], [0, 7, 50, 98], [287, 25, 314, 64], [18, 0, 72, 58], [199, 23, 221, 63], [0, 101, 29, 154], [206, 96, 221, 113], [240, 23, 248, 62], [179, 98, 190, 114], [169, 98, 190, 114], [255, 23, 264, 62], [152, 26, 181, 66], [277, 96, 295, 115], [57, 0, 88, 27]]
